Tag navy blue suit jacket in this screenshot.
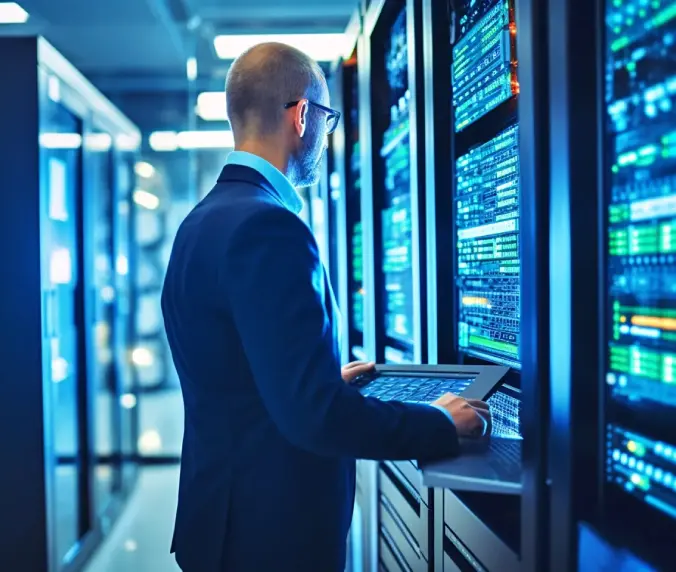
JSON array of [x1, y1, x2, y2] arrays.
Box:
[[161, 164, 460, 571]]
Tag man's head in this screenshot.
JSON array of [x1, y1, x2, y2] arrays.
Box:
[[225, 42, 338, 188]]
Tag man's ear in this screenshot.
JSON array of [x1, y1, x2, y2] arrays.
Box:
[[294, 99, 309, 138]]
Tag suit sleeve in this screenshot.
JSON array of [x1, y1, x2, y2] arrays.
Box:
[[222, 207, 460, 461]]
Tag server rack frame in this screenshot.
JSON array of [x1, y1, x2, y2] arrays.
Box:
[[361, 1, 430, 570], [0, 36, 141, 572], [329, 8, 363, 367], [363, 0, 427, 367], [422, 0, 551, 569], [546, 0, 603, 569]]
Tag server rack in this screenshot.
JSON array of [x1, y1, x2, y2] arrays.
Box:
[[329, 8, 363, 366], [550, 0, 676, 570], [0, 37, 140, 571], [364, 0, 427, 367], [423, 0, 550, 569], [361, 1, 432, 570]]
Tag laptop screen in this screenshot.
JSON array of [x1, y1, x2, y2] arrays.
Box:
[[487, 384, 522, 439]]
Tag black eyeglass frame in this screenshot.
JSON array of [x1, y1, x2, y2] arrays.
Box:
[[284, 100, 341, 135]]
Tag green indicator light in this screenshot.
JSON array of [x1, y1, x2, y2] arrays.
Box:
[[653, 3, 676, 26], [611, 36, 630, 51]]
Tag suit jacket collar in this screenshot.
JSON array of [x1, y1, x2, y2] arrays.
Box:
[[216, 164, 291, 210]]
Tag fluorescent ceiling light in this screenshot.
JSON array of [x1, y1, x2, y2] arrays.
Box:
[[177, 130, 234, 149], [196, 91, 227, 121], [186, 57, 197, 81], [0, 2, 29, 24], [40, 133, 82, 150], [84, 133, 112, 151], [135, 161, 155, 178], [148, 130, 234, 151], [214, 33, 346, 62], [133, 189, 160, 210], [148, 131, 178, 152], [116, 133, 141, 151]]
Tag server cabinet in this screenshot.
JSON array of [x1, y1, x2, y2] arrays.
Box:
[[422, 0, 550, 569], [330, 9, 367, 366], [0, 37, 140, 572], [549, 0, 676, 570], [361, 0, 432, 570], [364, 0, 427, 367]]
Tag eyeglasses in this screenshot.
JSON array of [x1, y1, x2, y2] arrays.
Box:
[[284, 100, 341, 135]]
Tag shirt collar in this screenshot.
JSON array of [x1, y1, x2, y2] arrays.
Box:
[[225, 151, 303, 214]]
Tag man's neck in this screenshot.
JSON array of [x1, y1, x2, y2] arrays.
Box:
[[235, 141, 290, 179]]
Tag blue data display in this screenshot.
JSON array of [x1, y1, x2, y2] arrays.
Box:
[[381, 7, 415, 361], [456, 124, 521, 366], [348, 66, 363, 335], [351, 221, 364, 332], [487, 386, 521, 438], [604, 0, 676, 411], [606, 426, 676, 521], [603, 0, 676, 523], [452, 0, 518, 132]]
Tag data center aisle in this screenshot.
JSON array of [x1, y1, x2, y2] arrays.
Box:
[[84, 467, 181, 572]]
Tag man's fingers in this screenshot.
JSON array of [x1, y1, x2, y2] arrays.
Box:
[[343, 360, 375, 370], [477, 407, 492, 436], [467, 399, 489, 411]]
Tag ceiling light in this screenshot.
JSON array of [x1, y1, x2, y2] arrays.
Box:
[[177, 130, 234, 149], [134, 161, 155, 178], [116, 133, 141, 151], [0, 2, 29, 24], [186, 57, 197, 81], [196, 91, 227, 121], [133, 189, 160, 210], [39, 133, 82, 150], [213, 33, 346, 62], [148, 131, 178, 152], [149, 130, 234, 151], [84, 133, 112, 151], [116, 255, 129, 276]]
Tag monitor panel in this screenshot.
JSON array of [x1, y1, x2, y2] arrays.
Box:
[[381, 6, 416, 363], [452, 0, 521, 370], [456, 124, 521, 367], [602, 0, 676, 546], [345, 58, 365, 360], [453, 0, 518, 132]]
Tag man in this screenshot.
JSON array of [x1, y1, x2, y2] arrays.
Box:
[[161, 43, 491, 572]]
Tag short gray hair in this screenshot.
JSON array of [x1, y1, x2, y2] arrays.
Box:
[[225, 42, 325, 138]]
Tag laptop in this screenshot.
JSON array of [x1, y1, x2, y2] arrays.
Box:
[[351, 364, 522, 494]]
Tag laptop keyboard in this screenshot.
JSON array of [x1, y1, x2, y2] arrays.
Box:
[[359, 376, 474, 404], [486, 439, 523, 482]]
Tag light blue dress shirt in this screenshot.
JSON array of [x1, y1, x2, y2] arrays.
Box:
[[226, 150, 455, 428], [226, 150, 303, 214]]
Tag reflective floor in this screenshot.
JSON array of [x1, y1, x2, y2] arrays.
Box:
[[84, 466, 181, 572], [137, 388, 184, 457], [85, 388, 184, 572]]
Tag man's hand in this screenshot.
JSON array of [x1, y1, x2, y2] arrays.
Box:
[[432, 393, 492, 437], [342, 360, 376, 383]]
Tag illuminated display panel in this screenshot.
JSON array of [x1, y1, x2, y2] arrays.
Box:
[[348, 62, 364, 339], [381, 7, 415, 363], [351, 221, 364, 333], [456, 124, 521, 366], [452, 0, 518, 132], [604, 0, 676, 524]]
